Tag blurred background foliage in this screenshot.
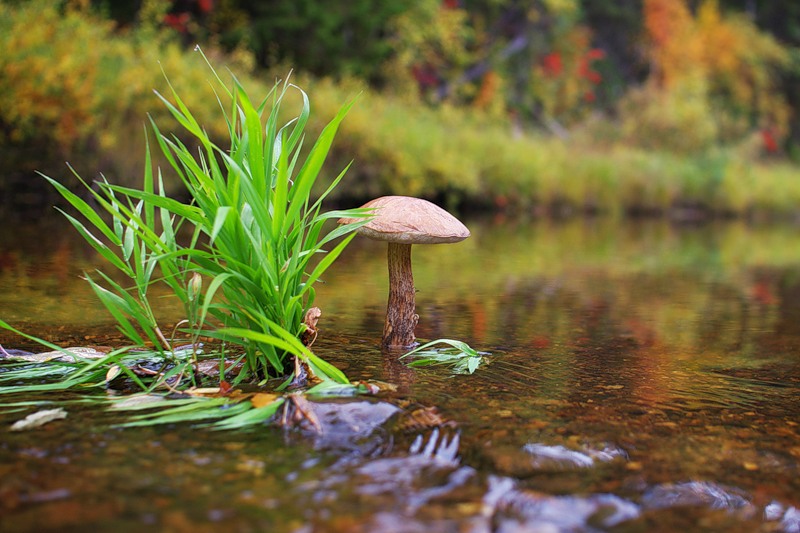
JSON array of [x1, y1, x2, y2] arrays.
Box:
[[1, 0, 799, 216]]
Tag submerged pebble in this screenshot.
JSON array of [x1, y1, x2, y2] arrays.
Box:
[[641, 481, 753, 512], [522, 442, 627, 470], [483, 476, 640, 532], [765, 501, 800, 532], [295, 399, 401, 456]]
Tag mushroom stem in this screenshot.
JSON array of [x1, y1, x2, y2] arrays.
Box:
[[383, 242, 418, 349]]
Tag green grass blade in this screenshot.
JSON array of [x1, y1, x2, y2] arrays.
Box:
[[210, 206, 232, 245], [271, 132, 289, 238], [39, 173, 120, 245], [286, 96, 357, 224], [212, 398, 285, 430], [142, 127, 155, 227], [104, 185, 204, 224]]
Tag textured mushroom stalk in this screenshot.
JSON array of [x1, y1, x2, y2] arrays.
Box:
[[337, 196, 470, 352], [383, 242, 418, 348]]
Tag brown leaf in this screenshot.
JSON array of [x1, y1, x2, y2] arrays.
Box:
[[251, 393, 279, 409]]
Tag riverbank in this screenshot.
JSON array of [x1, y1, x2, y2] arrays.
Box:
[[2, 2, 799, 221]]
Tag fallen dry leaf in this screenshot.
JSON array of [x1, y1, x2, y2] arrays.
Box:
[[11, 408, 68, 431], [105, 365, 122, 382], [251, 393, 279, 409], [186, 387, 222, 397]]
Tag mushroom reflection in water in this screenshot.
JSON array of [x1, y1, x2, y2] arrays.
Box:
[[338, 196, 470, 349]]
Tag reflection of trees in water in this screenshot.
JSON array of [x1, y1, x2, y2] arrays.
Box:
[[490, 278, 569, 351], [359, 307, 385, 339], [444, 265, 791, 426], [771, 271, 800, 341], [696, 282, 750, 352], [315, 220, 799, 356], [2, 219, 794, 369], [693, 270, 782, 361]]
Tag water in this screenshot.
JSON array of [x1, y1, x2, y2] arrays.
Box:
[[1, 217, 799, 532]]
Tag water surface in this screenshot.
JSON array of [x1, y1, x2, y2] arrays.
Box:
[[1, 217, 799, 531]]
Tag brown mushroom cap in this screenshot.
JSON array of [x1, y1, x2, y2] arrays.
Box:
[[337, 196, 470, 244]]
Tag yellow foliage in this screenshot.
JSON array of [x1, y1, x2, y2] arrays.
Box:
[[0, 3, 113, 148], [619, 77, 719, 154], [473, 70, 506, 117], [2, 0, 799, 216], [0, 0, 262, 183], [637, 0, 791, 149], [643, 0, 700, 88], [542, 0, 580, 19], [695, 1, 791, 137]]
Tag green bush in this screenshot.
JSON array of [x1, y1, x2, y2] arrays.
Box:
[[617, 78, 719, 156]]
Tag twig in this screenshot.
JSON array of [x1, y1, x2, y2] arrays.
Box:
[[154, 326, 173, 352]]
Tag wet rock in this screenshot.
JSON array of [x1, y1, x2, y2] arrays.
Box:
[[299, 399, 401, 456], [523, 443, 596, 469], [783, 506, 800, 533], [0, 347, 33, 358], [486, 442, 627, 478], [16, 488, 71, 504], [765, 501, 800, 533], [1, 346, 108, 363], [484, 476, 640, 532], [295, 425, 478, 523], [523, 443, 626, 470], [408, 428, 460, 463], [10, 408, 68, 431], [641, 481, 753, 513]]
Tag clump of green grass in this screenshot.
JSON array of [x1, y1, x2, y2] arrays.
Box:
[[2, 51, 369, 394]]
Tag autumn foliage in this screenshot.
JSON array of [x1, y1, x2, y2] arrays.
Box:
[[644, 0, 697, 88], [0, 1, 255, 182], [634, 0, 791, 152], [531, 26, 606, 125]]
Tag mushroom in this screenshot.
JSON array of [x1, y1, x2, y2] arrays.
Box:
[[338, 196, 470, 349]]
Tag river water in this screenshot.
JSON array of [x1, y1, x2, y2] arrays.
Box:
[[1, 216, 799, 531]]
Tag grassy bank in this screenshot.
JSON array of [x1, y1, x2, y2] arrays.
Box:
[[1, 1, 798, 219], [321, 81, 800, 219]]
